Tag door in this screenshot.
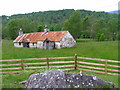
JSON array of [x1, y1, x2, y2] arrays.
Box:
[[22, 42, 29, 48], [46, 41, 49, 49], [26, 42, 29, 48]]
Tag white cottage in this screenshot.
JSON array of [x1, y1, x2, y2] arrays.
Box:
[[13, 28, 76, 49]]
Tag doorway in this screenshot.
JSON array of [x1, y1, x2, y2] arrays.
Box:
[[26, 42, 29, 48], [45, 41, 49, 49]]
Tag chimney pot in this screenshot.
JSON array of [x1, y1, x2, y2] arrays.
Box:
[[44, 25, 50, 34], [19, 28, 23, 36]]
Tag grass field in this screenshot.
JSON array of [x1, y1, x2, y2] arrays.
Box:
[[1, 40, 119, 88], [2, 40, 118, 60]]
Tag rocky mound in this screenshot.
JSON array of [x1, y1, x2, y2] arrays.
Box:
[[19, 69, 114, 89]]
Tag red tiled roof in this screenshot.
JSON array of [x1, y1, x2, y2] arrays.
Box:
[[13, 31, 68, 43]]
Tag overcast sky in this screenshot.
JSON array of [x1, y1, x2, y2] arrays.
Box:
[[0, 0, 119, 16]]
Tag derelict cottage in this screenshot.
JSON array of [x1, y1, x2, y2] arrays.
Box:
[[13, 26, 76, 49]]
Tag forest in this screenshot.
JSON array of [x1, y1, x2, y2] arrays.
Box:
[[1, 9, 118, 41]]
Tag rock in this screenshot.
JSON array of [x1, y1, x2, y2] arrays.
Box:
[[66, 73, 114, 88], [25, 69, 66, 88], [20, 69, 114, 88]]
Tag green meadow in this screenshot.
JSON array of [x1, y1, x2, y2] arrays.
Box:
[[1, 40, 119, 88], [2, 40, 118, 60]]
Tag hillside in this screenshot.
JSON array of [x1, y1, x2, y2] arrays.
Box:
[[2, 9, 117, 25], [108, 10, 120, 14], [2, 9, 118, 40]]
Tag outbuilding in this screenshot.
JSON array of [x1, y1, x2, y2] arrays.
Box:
[[13, 27, 76, 49]]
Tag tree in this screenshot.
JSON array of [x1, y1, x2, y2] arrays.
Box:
[[105, 18, 118, 41], [50, 25, 55, 31], [54, 24, 62, 31], [2, 9, 118, 40], [81, 15, 96, 39], [97, 32, 106, 41], [6, 18, 37, 39], [62, 10, 81, 39], [37, 25, 44, 32], [29, 21, 39, 32], [92, 18, 107, 40]]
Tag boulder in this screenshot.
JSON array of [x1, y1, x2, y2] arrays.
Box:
[[19, 69, 114, 88], [25, 69, 66, 88]]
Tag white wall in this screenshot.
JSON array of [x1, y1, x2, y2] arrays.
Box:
[[37, 41, 43, 49], [55, 42, 61, 49], [14, 42, 23, 47], [14, 42, 37, 48], [60, 32, 76, 48], [29, 43, 37, 48]]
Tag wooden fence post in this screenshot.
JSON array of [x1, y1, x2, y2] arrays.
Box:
[[105, 60, 108, 74], [74, 54, 77, 70], [47, 58, 49, 69], [21, 59, 24, 70]]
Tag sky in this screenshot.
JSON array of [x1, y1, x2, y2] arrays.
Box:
[[0, 0, 119, 16]]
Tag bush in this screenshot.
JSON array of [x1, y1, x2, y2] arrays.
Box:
[[97, 33, 106, 41]]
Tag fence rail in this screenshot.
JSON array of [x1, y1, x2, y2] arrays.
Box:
[[0, 55, 120, 76]]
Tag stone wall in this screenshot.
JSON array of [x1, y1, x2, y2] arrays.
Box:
[[60, 32, 76, 48]]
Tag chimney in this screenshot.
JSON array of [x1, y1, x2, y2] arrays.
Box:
[[44, 25, 50, 34], [19, 28, 23, 36]]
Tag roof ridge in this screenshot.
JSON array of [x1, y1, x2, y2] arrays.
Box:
[[22, 31, 68, 34], [14, 31, 69, 42]]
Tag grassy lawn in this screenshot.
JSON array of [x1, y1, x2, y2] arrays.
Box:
[[1, 40, 119, 88], [2, 40, 118, 60]]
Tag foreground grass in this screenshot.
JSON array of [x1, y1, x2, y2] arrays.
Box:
[[1, 40, 119, 88], [2, 40, 118, 60], [2, 69, 119, 88]]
